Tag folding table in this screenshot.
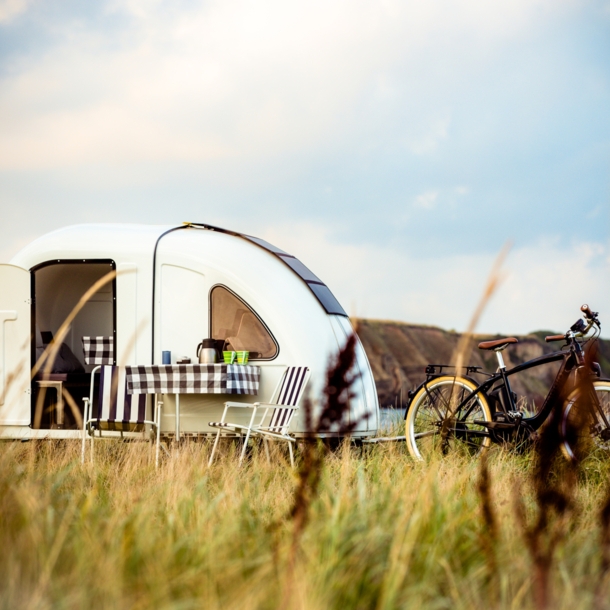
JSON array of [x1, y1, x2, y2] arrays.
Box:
[[125, 363, 260, 440]]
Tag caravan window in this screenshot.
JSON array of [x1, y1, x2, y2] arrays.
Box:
[[210, 286, 278, 360]]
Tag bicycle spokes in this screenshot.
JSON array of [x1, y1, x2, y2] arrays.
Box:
[[407, 377, 492, 459]]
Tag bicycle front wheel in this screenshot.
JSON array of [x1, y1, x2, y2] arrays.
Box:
[[561, 379, 610, 460], [405, 375, 492, 460]]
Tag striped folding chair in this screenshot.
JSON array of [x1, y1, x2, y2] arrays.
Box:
[[208, 366, 310, 467], [81, 366, 162, 467]]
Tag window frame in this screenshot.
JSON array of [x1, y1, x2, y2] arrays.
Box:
[[208, 284, 279, 361]]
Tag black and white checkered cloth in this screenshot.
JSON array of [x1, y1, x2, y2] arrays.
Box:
[[82, 336, 114, 365], [125, 364, 260, 395]]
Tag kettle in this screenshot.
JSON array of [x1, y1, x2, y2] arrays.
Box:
[[197, 338, 218, 364]]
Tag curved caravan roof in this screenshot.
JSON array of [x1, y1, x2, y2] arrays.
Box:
[[12, 223, 347, 319], [11, 223, 379, 436]]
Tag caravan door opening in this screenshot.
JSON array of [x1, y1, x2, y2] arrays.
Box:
[[31, 260, 116, 429], [33, 260, 116, 369]]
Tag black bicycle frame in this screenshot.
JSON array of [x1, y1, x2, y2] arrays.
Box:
[[415, 349, 571, 437], [493, 350, 569, 429]]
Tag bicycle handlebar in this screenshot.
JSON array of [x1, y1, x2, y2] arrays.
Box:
[[545, 334, 565, 342], [542, 306, 601, 344], [581, 304, 599, 323]]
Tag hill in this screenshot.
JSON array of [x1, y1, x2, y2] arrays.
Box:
[[355, 319, 610, 408]]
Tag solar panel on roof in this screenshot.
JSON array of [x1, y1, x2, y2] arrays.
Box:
[[242, 235, 289, 255], [306, 283, 347, 316], [276, 255, 323, 284]]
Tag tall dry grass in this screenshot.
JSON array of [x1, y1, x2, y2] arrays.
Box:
[[1, 440, 610, 609]]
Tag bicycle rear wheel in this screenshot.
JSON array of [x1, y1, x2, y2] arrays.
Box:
[[405, 375, 492, 460], [561, 379, 610, 460]]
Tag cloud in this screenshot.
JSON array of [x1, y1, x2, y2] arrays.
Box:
[[408, 117, 451, 155], [0, 0, 29, 24], [0, 0, 584, 171], [413, 190, 439, 209]]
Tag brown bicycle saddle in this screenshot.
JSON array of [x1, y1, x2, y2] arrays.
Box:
[[477, 337, 518, 351]]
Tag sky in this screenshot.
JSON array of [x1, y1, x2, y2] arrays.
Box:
[[0, 0, 608, 335]]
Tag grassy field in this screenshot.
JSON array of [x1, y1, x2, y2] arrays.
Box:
[[1, 433, 610, 610]]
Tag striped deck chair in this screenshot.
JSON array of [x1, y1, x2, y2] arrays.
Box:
[[208, 366, 310, 467], [81, 366, 162, 467]]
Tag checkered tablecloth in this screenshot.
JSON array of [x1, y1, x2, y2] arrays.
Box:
[[125, 364, 260, 395], [82, 336, 114, 365]]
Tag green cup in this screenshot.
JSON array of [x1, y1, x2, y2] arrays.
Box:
[[223, 351, 236, 364], [236, 351, 249, 365]]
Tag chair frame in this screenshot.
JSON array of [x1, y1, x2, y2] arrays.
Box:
[[208, 367, 310, 467], [81, 365, 163, 468]]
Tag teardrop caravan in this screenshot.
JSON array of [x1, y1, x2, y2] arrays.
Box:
[[0, 223, 379, 440]]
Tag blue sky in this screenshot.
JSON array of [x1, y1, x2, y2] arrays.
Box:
[[0, 0, 608, 334]]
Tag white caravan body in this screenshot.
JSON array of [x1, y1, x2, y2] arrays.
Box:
[[0, 223, 379, 439]]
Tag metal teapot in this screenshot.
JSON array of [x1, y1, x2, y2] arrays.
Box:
[[197, 338, 218, 364]]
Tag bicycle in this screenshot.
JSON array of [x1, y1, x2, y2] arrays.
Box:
[[405, 305, 610, 460]]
